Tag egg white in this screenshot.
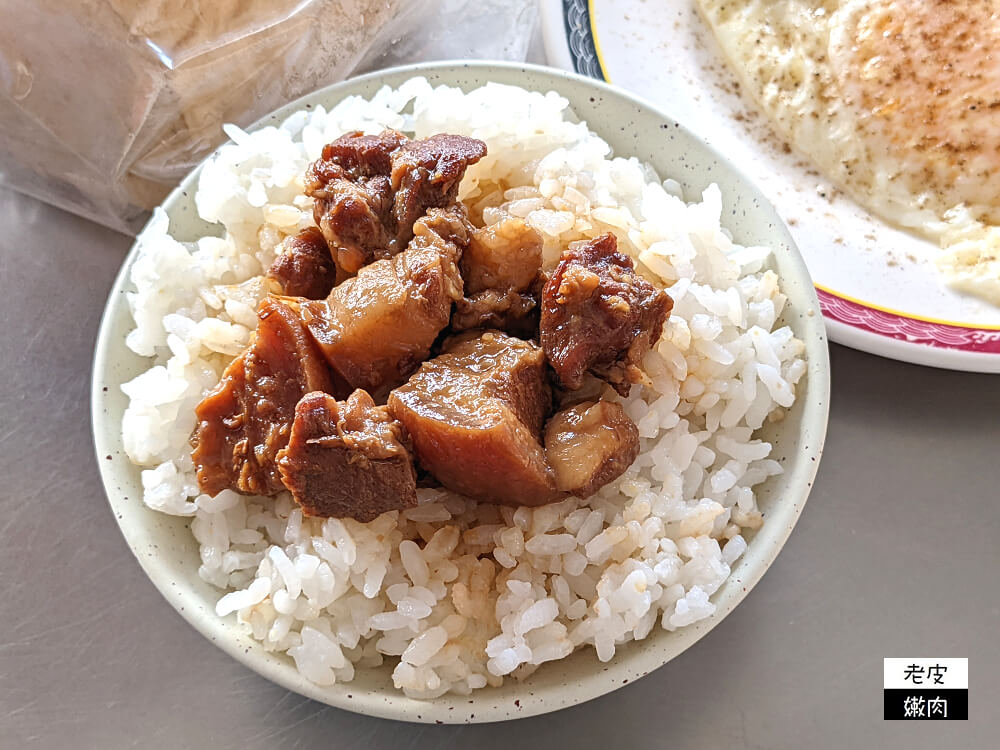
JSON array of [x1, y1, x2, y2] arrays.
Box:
[[697, 0, 1000, 304]]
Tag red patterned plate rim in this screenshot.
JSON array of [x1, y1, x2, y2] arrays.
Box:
[[816, 286, 1000, 355]]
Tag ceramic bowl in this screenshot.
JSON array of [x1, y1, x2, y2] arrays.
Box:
[[92, 60, 830, 723]]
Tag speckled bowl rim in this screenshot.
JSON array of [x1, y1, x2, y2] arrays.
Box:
[[92, 60, 830, 724]]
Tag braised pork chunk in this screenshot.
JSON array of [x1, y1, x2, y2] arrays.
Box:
[[306, 130, 485, 274], [540, 233, 672, 394], [388, 331, 558, 507], [452, 214, 544, 336], [277, 390, 417, 522], [267, 227, 338, 299], [544, 400, 640, 498], [294, 206, 469, 397], [191, 298, 335, 497]]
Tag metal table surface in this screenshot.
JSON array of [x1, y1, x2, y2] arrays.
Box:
[[1, 175, 997, 748]]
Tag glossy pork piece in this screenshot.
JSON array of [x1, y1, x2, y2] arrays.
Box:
[[544, 400, 640, 498], [304, 130, 405, 274], [191, 298, 335, 497], [388, 331, 559, 506], [305, 130, 486, 274], [540, 233, 672, 394], [295, 206, 469, 397], [266, 227, 338, 299], [277, 390, 417, 522], [452, 214, 544, 336], [389, 134, 488, 250]]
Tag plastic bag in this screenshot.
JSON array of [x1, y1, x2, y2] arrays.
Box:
[[357, 0, 539, 73], [0, 0, 537, 235]]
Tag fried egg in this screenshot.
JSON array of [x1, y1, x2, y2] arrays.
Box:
[[697, 0, 1000, 304]]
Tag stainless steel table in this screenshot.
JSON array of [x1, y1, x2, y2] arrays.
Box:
[[1, 183, 996, 748]]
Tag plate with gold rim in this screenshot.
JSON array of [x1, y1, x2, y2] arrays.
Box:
[[541, 0, 1000, 372]]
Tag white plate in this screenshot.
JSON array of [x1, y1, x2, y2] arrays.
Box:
[[542, 0, 1000, 372]]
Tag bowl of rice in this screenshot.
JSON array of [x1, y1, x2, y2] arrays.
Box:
[[92, 61, 830, 723]]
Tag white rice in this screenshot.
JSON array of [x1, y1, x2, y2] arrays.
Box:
[[120, 77, 806, 698]]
